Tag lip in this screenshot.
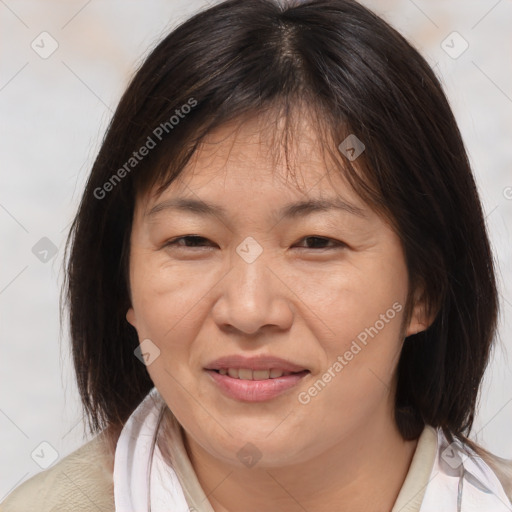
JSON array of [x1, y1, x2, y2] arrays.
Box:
[[204, 355, 308, 373], [205, 369, 310, 402]]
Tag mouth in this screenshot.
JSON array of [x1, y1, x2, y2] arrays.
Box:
[[204, 367, 310, 402], [208, 367, 308, 380]]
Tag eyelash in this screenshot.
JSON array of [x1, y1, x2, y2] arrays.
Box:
[[163, 235, 346, 250]]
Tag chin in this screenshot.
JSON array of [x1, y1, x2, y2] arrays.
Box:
[[204, 432, 310, 469]]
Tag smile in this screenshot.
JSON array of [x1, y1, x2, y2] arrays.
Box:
[[205, 368, 310, 402]]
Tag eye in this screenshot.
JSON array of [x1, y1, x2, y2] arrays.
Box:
[[163, 235, 215, 248], [162, 235, 346, 251], [293, 236, 346, 250]]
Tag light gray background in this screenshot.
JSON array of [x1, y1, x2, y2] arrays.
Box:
[[1, 0, 511, 500]]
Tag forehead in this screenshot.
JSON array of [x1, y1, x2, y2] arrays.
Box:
[[140, 112, 365, 214]]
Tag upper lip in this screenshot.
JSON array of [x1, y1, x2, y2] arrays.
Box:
[[204, 355, 309, 372]]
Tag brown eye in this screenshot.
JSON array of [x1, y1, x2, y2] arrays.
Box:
[[164, 235, 214, 248], [294, 236, 346, 250]]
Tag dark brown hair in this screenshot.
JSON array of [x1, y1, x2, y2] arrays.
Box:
[[62, 0, 498, 447]]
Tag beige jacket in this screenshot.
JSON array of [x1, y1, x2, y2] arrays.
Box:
[[2, 425, 511, 512]]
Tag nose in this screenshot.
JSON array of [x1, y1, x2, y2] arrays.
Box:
[[210, 244, 294, 336]]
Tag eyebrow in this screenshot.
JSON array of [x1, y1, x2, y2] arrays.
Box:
[[145, 196, 366, 222]]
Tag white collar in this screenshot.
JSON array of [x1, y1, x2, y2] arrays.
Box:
[[419, 428, 511, 511], [113, 387, 511, 512], [113, 387, 190, 512]]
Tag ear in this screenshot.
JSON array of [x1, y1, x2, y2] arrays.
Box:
[[126, 307, 137, 329], [405, 287, 436, 337]]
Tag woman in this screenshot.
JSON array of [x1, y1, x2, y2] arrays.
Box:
[[2, 0, 511, 510]]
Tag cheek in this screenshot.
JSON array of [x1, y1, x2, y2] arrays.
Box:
[[129, 258, 211, 398], [296, 261, 407, 431], [297, 249, 408, 351], [130, 253, 214, 337]]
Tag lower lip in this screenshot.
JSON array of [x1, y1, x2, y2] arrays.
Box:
[[205, 370, 309, 402]]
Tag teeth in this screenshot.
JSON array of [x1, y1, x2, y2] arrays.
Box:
[[238, 368, 253, 380], [253, 369, 270, 380], [217, 368, 298, 380], [227, 368, 239, 378]]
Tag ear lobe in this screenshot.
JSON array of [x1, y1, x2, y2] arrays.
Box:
[[405, 288, 436, 337], [126, 307, 137, 329]]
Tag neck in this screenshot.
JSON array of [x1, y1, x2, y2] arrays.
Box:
[[182, 413, 418, 512]]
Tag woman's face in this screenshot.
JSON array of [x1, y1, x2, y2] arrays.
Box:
[[126, 116, 426, 468]]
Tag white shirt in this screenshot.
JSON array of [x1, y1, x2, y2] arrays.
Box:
[[114, 387, 512, 512]]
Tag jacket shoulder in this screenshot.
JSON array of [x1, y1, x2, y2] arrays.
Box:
[[0, 432, 115, 512]]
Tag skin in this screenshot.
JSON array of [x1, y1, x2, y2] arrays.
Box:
[[126, 113, 431, 512]]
